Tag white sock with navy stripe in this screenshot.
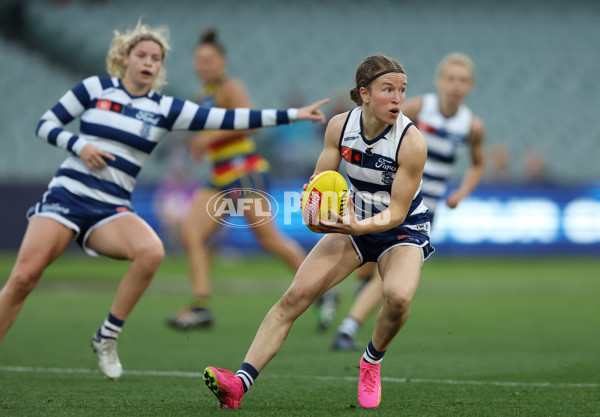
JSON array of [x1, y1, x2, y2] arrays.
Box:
[[362, 340, 386, 364], [96, 313, 124, 340], [236, 362, 259, 393]]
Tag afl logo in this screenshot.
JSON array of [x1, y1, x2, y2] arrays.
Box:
[[207, 188, 279, 228]]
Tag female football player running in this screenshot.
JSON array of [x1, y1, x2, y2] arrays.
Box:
[[331, 52, 486, 352], [204, 54, 434, 409], [0, 20, 327, 380]]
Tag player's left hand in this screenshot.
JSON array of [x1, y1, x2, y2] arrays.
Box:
[[316, 195, 359, 235], [446, 189, 465, 209], [79, 144, 116, 172], [297, 98, 330, 124], [300, 172, 320, 204]]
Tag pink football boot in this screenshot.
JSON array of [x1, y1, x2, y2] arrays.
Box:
[[358, 360, 382, 408], [204, 367, 245, 409]]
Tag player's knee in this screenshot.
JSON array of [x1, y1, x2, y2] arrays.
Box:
[[180, 224, 209, 250], [383, 290, 412, 316], [180, 224, 194, 248], [134, 241, 165, 272], [6, 267, 40, 298], [279, 286, 312, 314]]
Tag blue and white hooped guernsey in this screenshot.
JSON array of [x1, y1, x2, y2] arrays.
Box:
[[36, 76, 296, 207], [415, 93, 473, 216], [338, 107, 430, 236]]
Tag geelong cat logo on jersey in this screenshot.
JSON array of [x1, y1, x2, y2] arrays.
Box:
[[381, 171, 395, 185]]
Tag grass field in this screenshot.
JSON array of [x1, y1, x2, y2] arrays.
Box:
[[0, 252, 599, 416]]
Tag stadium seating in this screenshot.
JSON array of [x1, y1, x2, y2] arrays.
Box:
[[1, 0, 599, 182], [0, 36, 80, 181]]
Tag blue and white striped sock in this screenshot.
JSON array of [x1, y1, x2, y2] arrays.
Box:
[[236, 362, 259, 393], [97, 313, 124, 340], [362, 340, 386, 364]]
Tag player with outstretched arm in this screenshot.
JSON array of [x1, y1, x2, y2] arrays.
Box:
[[203, 54, 434, 409], [0, 20, 327, 380]]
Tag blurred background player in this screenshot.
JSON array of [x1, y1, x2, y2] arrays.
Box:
[[166, 29, 309, 330], [0, 20, 328, 379], [203, 54, 434, 410], [332, 52, 486, 351]]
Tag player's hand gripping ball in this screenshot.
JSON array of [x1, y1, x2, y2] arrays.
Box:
[[301, 170, 349, 232]]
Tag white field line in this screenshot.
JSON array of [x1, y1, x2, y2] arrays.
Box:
[[0, 365, 598, 389]]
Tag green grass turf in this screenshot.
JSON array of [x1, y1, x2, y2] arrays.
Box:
[[0, 252, 599, 416]]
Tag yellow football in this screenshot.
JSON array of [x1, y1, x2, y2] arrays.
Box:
[[301, 170, 349, 233]]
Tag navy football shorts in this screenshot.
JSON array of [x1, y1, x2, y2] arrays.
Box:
[[349, 228, 435, 266], [27, 187, 134, 256]]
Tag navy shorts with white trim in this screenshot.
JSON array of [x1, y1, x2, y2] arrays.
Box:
[[349, 228, 435, 265], [26, 187, 133, 255]]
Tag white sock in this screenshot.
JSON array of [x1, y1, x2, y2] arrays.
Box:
[[337, 317, 360, 337]]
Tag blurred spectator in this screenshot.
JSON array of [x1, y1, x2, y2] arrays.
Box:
[[522, 147, 553, 185], [486, 142, 510, 183]]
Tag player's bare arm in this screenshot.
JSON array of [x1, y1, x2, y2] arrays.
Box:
[[446, 116, 486, 208], [313, 112, 346, 174]]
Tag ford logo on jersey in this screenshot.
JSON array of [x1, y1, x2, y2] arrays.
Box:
[[375, 157, 397, 172], [135, 110, 160, 125]]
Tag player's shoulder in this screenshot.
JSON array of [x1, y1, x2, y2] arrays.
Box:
[[326, 110, 353, 132], [217, 77, 251, 106], [398, 119, 427, 157], [469, 115, 486, 142], [331, 110, 352, 125], [323, 110, 352, 145], [401, 95, 424, 120], [404, 123, 426, 149], [397, 124, 427, 172], [219, 77, 246, 94], [76, 75, 115, 98]]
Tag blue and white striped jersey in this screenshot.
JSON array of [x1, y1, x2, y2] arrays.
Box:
[[36, 76, 296, 207], [338, 108, 429, 234], [415, 93, 473, 215]]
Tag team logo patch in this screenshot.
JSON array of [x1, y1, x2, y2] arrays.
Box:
[[341, 146, 363, 166], [381, 171, 395, 185], [96, 99, 123, 113]]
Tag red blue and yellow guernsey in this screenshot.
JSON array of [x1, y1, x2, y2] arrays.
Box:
[[196, 81, 269, 190]]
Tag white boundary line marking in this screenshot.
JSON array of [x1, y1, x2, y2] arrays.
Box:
[[0, 365, 598, 389]]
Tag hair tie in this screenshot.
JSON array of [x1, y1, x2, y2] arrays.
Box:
[[362, 69, 404, 87]]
